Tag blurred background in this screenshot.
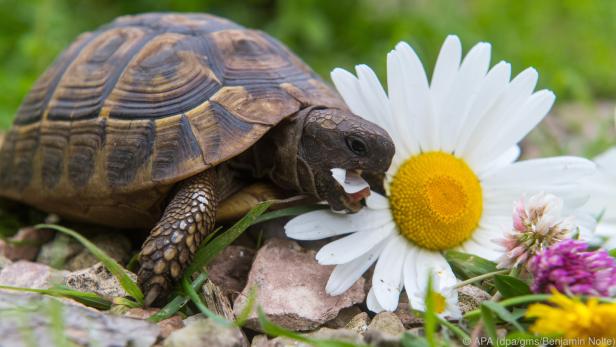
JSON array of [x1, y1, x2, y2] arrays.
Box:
[[0, 0, 615, 156]]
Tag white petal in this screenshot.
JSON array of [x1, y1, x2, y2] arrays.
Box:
[[372, 234, 407, 311], [356, 65, 394, 131], [366, 192, 390, 210], [476, 146, 521, 177], [316, 223, 395, 265], [459, 238, 502, 261], [464, 67, 538, 166], [473, 90, 555, 165], [440, 42, 491, 153], [387, 42, 430, 154], [331, 168, 369, 194], [429, 35, 462, 149], [331, 68, 375, 123], [456, 61, 512, 157], [594, 147, 616, 177], [326, 240, 387, 295], [406, 250, 458, 312], [431, 35, 462, 110], [285, 208, 391, 241], [402, 244, 422, 310], [483, 156, 596, 189], [367, 287, 385, 313]]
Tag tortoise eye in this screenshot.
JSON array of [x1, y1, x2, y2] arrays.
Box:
[[346, 136, 368, 156]]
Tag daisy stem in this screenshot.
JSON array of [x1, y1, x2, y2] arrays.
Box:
[[436, 315, 470, 341], [463, 294, 551, 320], [453, 270, 508, 289]]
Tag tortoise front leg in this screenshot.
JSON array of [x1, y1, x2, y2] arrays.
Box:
[[138, 170, 217, 306]]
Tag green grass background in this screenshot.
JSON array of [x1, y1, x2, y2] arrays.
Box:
[[0, 0, 615, 131]]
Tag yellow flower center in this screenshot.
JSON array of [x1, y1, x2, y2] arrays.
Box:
[[389, 151, 483, 250], [433, 292, 447, 314]]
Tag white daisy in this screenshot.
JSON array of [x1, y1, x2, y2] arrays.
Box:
[[582, 147, 616, 249], [285, 36, 595, 316]]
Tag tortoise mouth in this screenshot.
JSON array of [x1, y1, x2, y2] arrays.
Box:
[[329, 168, 372, 213]]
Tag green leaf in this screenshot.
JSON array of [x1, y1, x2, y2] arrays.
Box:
[[235, 287, 257, 327], [464, 294, 551, 320], [494, 275, 532, 298], [0, 284, 111, 310], [184, 202, 271, 276], [112, 297, 142, 308], [480, 304, 500, 347], [482, 301, 524, 332], [444, 250, 497, 279], [423, 274, 437, 347], [148, 272, 208, 323], [401, 333, 429, 347], [252, 204, 325, 224], [36, 224, 144, 305], [609, 248, 616, 259], [181, 276, 232, 326]]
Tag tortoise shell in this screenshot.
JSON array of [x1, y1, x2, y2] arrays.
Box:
[[0, 13, 346, 226]]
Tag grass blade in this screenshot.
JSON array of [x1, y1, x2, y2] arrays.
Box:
[[235, 287, 257, 327], [482, 301, 524, 332], [252, 204, 325, 224], [181, 276, 232, 326], [423, 274, 437, 347], [480, 304, 500, 347], [148, 272, 209, 323], [184, 202, 271, 276], [0, 284, 111, 310], [36, 224, 144, 305]]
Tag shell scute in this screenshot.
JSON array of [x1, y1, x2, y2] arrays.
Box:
[[47, 27, 154, 122], [104, 33, 223, 119]]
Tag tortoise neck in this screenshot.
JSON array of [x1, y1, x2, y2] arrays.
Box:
[[229, 107, 318, 197]]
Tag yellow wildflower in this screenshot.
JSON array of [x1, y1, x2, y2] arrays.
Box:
[[526, 291, 616, 345]]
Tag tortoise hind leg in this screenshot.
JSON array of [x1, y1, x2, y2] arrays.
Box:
[[138, 170, 217, 306]]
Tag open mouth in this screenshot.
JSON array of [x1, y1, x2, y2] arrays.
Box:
[[330, 168, 372, 203]]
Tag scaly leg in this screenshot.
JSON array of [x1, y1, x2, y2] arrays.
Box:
[[138, 170, 217, 306]]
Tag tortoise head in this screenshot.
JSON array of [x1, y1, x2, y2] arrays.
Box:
[[299, 107, 395, 213]]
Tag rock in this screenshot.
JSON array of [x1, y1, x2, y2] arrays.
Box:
[[0, 291, 159, 347], [209, 245, 255, 299], [66, 233, 132, 271], [368, 312, 405, 336], [394, 296, 424, 328], [0, 255, 11, 271], [250, 335, 269, 347], [324, 306, 363, 329], [233, 238, 365, 331], [364, 312, 405, 347], [202, 278, 235, 320], [308, 327, 364, 345], [0, 260, 67, 289], [158, 315, 185, 339], [164, 318, 248, 347], [64, 262, 138, 299], [457, 285, 491, 315], [124, 307, 161, 320], [0, 227, 54, 261], [257, 328, 364, 347], [37, 232, 132, 271], [345, 312, 370, 334], [37, 233, 83, 268]]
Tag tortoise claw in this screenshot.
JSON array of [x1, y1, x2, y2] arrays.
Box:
[[144, 284, 162, 307]]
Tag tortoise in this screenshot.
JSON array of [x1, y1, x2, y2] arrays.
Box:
[[0, 13, 394, 305]]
